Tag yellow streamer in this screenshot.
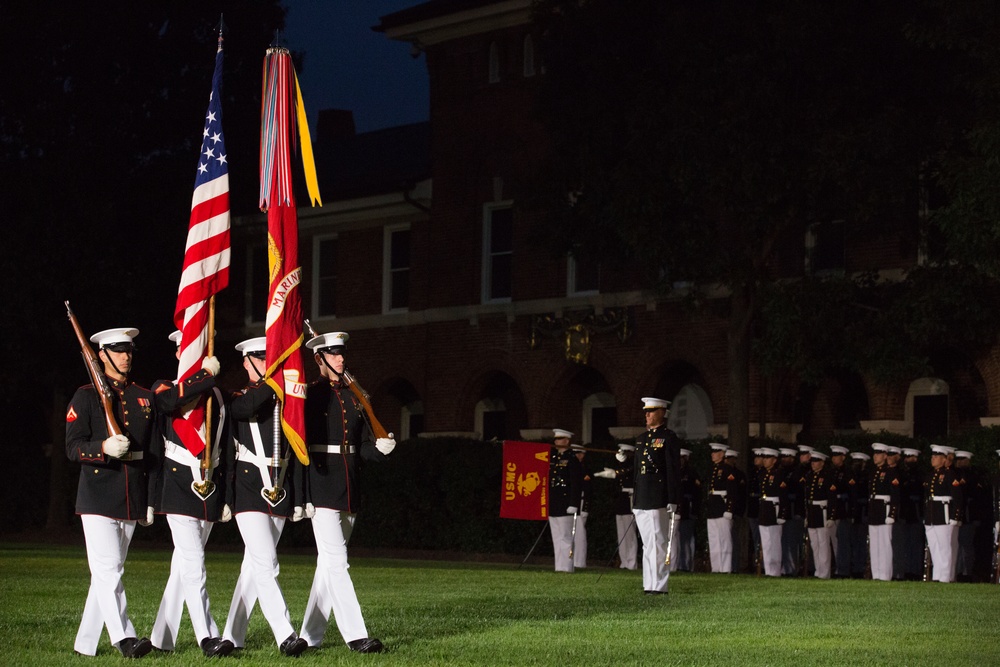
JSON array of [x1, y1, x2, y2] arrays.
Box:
[[294, 70, 322, 207]]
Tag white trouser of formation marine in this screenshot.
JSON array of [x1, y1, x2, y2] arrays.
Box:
[[616, 514, 638, 570], [548, 515, 575, 572], [633, 508, 671, 592], [573, 512, 588, 569], [807, 525, 833, 579], [223, 513, 296, 647], [707, 516, 734, 573], [759, 525, 783, 576], [74, 515, 138, 656], [925, 523, 957, 583], [868, 524, 893, 581], [151, 515, 219, 649], [299, 508, 369, 646]]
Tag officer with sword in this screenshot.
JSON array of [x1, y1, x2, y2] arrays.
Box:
[[632, 397, 682, 594], [548, 429, 584, 572]]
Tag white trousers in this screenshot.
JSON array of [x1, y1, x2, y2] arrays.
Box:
[[549, 515, 575, 572], [925, 524, 957, 583], [633, 508, 672, 592], [616, 514, 638, 570], [223, 513, 295, 647], [808, 526, 832, 579], [707, 517, 733, 573], [868, 524, 893, 581], [74, 515, 138, 655], [151, 514, 219, 649], [759, 525, 783, 576], [299, 509, 368, 646]]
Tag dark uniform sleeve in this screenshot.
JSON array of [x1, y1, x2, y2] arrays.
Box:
[[229, 382, 277, 420], [65, 386, 108, 464], [150, 370, 216, 413]]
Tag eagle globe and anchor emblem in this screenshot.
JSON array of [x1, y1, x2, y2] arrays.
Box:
[[517, 471, 541, 496]]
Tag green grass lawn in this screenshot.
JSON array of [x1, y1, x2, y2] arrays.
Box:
[[1, 542, 997, 665]]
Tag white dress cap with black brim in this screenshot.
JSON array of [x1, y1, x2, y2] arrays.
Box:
[[641, 397, 670, 410], [235, 337, 267, 356], [90, 328, 139, 347], [618, 443, 635, 452], [553, 428, 574, 439], [708, 442, 728, 452], [168, 330, 183, 345], [306, 331, 350, 353]]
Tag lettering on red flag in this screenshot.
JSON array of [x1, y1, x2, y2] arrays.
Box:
[[500, 441, 550, 521]]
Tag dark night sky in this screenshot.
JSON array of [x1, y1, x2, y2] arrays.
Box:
[[282, 0, 430, 134]]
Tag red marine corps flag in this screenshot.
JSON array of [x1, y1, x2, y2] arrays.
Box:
[[500, 441, 551, 521], [171, 27, 231, 456], [259, 45, 321, 465]]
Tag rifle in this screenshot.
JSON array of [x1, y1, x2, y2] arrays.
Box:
[[65, 301, 122, 438], [304, 319, 390, 440]]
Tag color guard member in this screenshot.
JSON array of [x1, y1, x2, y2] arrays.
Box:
[[222, 337, 308, 658], [149, 331, 232, 657], [66, 327, 155, 658], [298, 331, 393, 654]]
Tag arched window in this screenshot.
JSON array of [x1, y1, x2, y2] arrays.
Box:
[[667, 384, 714, 440], [476, 397, 506, 440]]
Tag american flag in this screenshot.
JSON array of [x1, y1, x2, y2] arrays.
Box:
[[172, 32, 231, 456]]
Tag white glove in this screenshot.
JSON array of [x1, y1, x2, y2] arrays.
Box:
[[615, 452, 627, 463], [594, 468, 616, 479], [824, 519, 834, 528], [949, 519, 961, 526], [994, 521, 999, 538], [292, 505, 304, 522], [666, 503, 678, 513], [220, 504, 232, 523], [777, 518, 786, 525], [566, 506, 578, 515], [138, 506, 154, 527], [102, 434, 130, 458], [202, 355, 220, 376], [305, 502, 316, 519], [375, 435, 396, 455], [885, 517, 895, 525], [723, 511, 733, 520]]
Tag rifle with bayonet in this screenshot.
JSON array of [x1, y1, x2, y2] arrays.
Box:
[[65, 301, 122, 438], [304, 319, 390, 440]]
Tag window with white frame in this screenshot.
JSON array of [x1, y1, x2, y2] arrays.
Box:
[[245, 241, 268, 325], [568, 252, 599, 296], [312, 234, 338, 318], [483, 204, 513, 303], [383, 224, 411, 313]]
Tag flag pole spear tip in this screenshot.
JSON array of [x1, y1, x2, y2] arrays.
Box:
[[216, 14, 225, 36]]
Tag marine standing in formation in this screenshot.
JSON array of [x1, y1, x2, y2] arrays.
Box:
[[924, 444, 964, 582], [631, 397, 681, 594], [803, 451, 837, 579], [867, 442, 900, 581], [594, 443, 638, 570], [298, 331, 394, 654], [755, 447, 789, 577], [547, 428, 584, 573], [705, 442, 739, 573]]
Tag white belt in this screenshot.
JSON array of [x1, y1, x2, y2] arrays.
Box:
[[762, 497, 780, 504], [165, 441, 219, 468], [622, 487, 634, 494], [308, 444, 356, 454], [873, 495, 890, 502], [931, 495, 952, 502], [711, 490, 728, 496], [237, 443, 285, 468], [120, 451, 144, 461], [810, 500, 828, 507]]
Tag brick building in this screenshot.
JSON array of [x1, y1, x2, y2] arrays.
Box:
[[228, 0, 1000, 447]]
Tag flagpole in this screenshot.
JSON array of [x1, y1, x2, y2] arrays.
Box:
[[201, 296, 216, 471]]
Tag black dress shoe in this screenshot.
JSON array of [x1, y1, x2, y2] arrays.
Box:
[[279, 634, 308, 658], [201, 636, 235, 658], [348, 637, 384, 653], [644, 590, 668, 595], [117, 637, 153, 659]]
